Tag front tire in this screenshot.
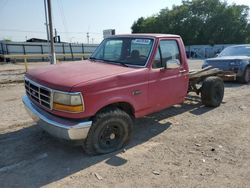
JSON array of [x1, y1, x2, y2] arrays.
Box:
[[84, 108, 133, 155], [201, 76, 224, 107]]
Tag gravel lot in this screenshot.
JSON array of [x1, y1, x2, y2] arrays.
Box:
[[0, 60, 250, 188]]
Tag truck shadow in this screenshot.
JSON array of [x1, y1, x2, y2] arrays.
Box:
[[158, 95, 214, 116], [0, 97, 212, 187]]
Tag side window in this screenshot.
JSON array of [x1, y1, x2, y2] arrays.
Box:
[[152, 40, 181, 69]]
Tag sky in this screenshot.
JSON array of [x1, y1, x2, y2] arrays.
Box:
[[1, 0, 250, 43]]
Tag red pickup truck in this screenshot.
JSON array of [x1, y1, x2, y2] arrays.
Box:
[[23, 34, 224, 155]]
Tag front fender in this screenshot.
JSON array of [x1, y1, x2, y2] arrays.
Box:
[[81, 84, 148, 118], [238, 61, 250, 76]]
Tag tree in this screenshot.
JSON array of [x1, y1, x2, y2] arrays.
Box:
[[131, 0, 250, 45]]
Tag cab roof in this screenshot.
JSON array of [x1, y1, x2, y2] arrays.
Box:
[[108, 33, 180, 39]]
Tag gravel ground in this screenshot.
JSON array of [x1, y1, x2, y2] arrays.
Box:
[[0, 60, 249, 188]]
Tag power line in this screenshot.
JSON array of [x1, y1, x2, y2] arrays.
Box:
[[0, 29, 45, 33], [0, 28, 101, 35], [57, 0, 70, 41], [61, 31, 101, 35]]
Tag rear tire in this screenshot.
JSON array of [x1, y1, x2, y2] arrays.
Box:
[[201, 76, 224, 107], [83, 108, 133, 155], [238, 67, 250, 84]]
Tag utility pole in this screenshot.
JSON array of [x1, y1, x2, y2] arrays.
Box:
[[44, 0, 50, 62], [87, 32, 90, 44], [47, 0, 56, 64]]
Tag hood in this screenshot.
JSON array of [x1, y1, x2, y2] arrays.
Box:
[[26, 60, 136, 91], [206, 56, 250, 61], [204, 56, 250, 69]]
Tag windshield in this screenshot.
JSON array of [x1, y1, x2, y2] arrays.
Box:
[[90, 37, 154, 66], [219, 46, 250, 57]]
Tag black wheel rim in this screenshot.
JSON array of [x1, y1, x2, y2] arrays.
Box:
[[98, 123, 124, 151]]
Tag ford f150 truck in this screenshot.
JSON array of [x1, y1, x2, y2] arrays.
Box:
[[23, 34, 224, 155]]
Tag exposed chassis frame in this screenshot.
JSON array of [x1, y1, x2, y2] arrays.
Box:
[[188, 66, 234, 95]]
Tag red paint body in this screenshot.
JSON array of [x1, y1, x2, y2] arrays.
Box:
[[26, 34, 189, 120]]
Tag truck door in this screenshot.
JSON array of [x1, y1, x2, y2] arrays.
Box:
[[148, 39, 189, 111]]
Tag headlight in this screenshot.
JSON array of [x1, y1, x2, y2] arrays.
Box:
[[53, 92, 84, 113]]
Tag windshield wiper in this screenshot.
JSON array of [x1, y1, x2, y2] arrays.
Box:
[[104, 59, 129, 67], [89, 58, 129, 67], [116, 62, 129, 67]]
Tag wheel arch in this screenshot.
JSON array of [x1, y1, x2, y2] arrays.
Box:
[[242, 61, 250, 70], [95, 101, 135, 118]]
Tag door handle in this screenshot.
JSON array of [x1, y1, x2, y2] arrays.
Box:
[[179, 70, 187, 73]]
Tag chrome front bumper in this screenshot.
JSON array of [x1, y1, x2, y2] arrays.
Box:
[[22, 95, 92, 141]]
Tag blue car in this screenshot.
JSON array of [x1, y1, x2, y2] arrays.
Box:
[[202, 45, 250, 83]]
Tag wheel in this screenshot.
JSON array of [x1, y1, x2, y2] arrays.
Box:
[[201, 76, 224, 107], [84, 108, 133, 155], [238, 67, 250, 84]]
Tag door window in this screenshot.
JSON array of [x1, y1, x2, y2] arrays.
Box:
[[152, 40, 181, 69]]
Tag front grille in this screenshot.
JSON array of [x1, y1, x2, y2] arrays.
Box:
[[25, 78, 52, 110]]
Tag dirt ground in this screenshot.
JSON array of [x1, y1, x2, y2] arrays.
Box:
[[0, 60, 250, 188]]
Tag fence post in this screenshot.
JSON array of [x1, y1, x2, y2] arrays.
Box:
[[62, 43, 65, 61], [5, 44, 9, 63], [81, 43, 84, 60], [82, 43, 84, 53], [0, 43, 5, 62], [22, 44, 26, 55], [0, 43, 3, 54], [22, 44, 26, 63], [6, 44, 9, 55], [69, 43, 74, 60], [41, 45, 44, 62], [24, 58, 28, 72]]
